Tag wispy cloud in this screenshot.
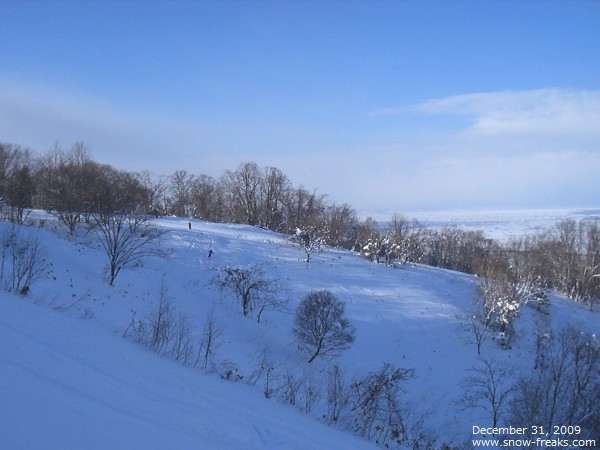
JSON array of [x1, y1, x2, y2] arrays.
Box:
[[413, 88, 600, 135], [371, 88, 600, 136], [358, 88, 600, 210]]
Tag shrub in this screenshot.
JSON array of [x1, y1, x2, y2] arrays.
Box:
[[293, 290, 355, 363]]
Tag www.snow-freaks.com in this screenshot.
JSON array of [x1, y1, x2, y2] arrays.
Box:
[[471, 426, 595, 448], [472, 437, 596, 447]]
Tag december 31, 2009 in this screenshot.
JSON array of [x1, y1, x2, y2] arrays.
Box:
[[473, 425, 582, 436]]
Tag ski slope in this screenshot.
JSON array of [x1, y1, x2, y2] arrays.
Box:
[[1, 213, 598, 449]]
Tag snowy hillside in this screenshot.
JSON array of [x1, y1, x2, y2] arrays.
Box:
[[1, 214, 598, 449]]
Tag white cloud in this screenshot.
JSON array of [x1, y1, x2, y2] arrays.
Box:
[[414, 88, 600, 136], [359, 89, 600, 210]]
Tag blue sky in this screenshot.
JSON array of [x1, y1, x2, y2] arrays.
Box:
[[1, 0, 599, 213]]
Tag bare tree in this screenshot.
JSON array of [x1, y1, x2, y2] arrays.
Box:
[[581, 220, 600, 309], [353, 216, 380, 256], [221, 162, 262, 225], [326, 365, 350, 424], [0, 143, 35, 223], [477, 269, 522, 346], [247, 350, 279, 398], [280, 370, 303, 407], [169, 310, 194, 364], [129, 282, 177, 355], [291, 226, 326, 263], [283, 186, 326, 234], [350, 363, 414, 447], [212, 263, 284, 321], [382, 215, 426, 265], [461, 313, 489, 356], [549, 219, 582, 298], [125, 283, 195, 365], [0, 224, 48, 294], [35, 142, 93, 233], [458, 358, 517, 428], [302, 369, 321, 413], [136, 170, 169, 216], [260, 166, 290, 230], [510, 326, 600, 441], [196, 311, 222, 370], [423, 227, 501, 275], [508, 219, 600, 309], [293, 290, 355, 363], [324, 203, 357, 248], [190, 174, 224, 222], [89, 210, 164, 286], [168, 170, 195, 217]]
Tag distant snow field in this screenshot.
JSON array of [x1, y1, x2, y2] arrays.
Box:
[[364, 207, 600, 241]]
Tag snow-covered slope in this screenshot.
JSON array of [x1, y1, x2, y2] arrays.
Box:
[[1, 215, 598, 449], [0, 292, 376, 450]]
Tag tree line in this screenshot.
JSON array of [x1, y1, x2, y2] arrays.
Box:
[[0, 141, 350, 237], [1, 140, 599, 309]]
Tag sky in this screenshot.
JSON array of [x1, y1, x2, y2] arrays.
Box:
[[1, 0, 599, 213]]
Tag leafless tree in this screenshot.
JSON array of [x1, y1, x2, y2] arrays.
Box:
[[168, 170, 195, 217], [478, 276, 521, 342], [458, 358, 517, 428], [512, 219, 600, 309], [0, 223, 48, 294], [510, 326, 600, 441], [352, 216, 380, 255], [423, 227, 502, 275], [302, 369, 321, 413], [283, 186, 326, 234], [196, 311, 222, 370], [323, 203, 357, 248], [291, 226, 326, 263], [221, 162, 262, 225], [136, 170, 169, 216], [461, 313, 489, 356], [359, 215, 426, 266], [88, 210, 164, 286], [34, 142, 150, 232], [260, 166, 290, 230], [247, 350, 279, 398], [190, 174, 225, 222], [326, 365, 350, 424], [280, 370, 303, 407], [350, 363, 414, 447], [550, 219, 583, 297], [212, 263, 284, 321], [293, 290, 355, 363], [35, 142, 93, 233], [169, 310, 194, 364], [581, 220, 600, 309], [0, 143, 35, 223], [125, 283, 194, 364], [143, 282, 176, 355]]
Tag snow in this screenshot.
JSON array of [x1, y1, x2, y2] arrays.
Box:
[[364, 207, 600, 242], [1, 211, 598, 449], [1, 293, 383, 449]]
